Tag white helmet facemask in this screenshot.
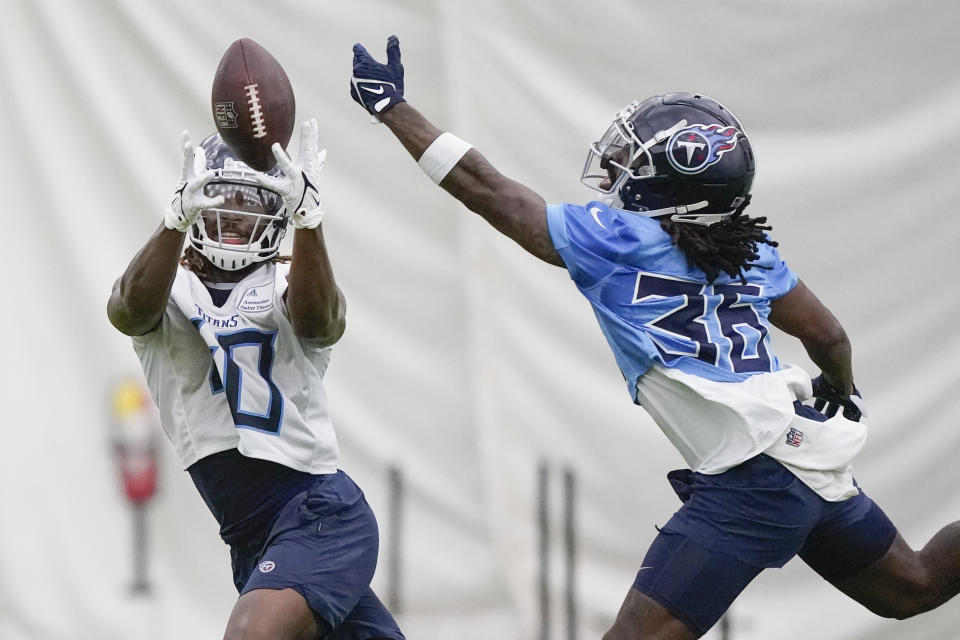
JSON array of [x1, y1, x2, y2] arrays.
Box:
[[581, 101, 690, 197], [188, 154, 289, 271]]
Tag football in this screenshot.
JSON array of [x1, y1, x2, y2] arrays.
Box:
[[211, 38, 295, 171]]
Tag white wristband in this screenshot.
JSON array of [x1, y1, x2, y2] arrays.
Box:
[[417, 132, 473, 184]]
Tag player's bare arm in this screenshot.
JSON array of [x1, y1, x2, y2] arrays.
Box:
[[351, 36, 563, 267], [255, 119, 346, 345], [379, 103, 562, 266], [768, 278, 854, 394], [287, 226, 346, 345], [107, 224, 188, 336], [108, 133, 224, 336]]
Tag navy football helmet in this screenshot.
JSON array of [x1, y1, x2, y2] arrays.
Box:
[[581, 92, 755, 225], [188, 134, 289, 271]]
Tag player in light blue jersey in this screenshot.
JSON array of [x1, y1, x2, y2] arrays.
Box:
[[108, 125, 403, 640], [350, 36, 960, 638]]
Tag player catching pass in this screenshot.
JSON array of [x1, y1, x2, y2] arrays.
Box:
[[350, 36, 960, 638], [107, 123, 404, 640]]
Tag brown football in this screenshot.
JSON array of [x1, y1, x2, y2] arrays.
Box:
[[211, 38, 295, 171]]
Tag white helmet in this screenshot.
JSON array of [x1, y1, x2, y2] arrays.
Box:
[[188, 134, 289, 271]]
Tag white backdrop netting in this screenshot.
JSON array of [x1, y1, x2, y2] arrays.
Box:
[[1, 1, 958, 639]]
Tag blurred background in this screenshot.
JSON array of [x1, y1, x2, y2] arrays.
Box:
[[2, 0, 959, 638]]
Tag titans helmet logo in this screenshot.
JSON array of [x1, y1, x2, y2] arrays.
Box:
[[665, 124, 741, 174]]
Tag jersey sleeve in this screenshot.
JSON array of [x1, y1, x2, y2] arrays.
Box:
[[546, 202, 623, 288], [756, 243, 798, 299], [272, 260, 294, 321], [274, 261, 291, 299]]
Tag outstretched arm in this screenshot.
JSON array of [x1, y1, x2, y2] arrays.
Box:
[[768, 279, 853, 394], [108, 133, 223, 336], [256, 120, 345, 346], [351, 36, 563, 267], [107, 224, 186, 336], [285, 226, 346, 345], [381, 104, 562, 266]]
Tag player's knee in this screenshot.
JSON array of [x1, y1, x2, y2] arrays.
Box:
[[868, 576, 941, 620], [601, 624, 632, 640], [896, 594, 942, 619], [872, 598, 934, 620], [602, 619, 672, 640], [223, 613, 274, 640]]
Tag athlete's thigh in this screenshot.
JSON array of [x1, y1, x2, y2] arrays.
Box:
[[630, 456, 818, 636], [798, 491, 901, 615], [631, 529, 763, 637], [328, 588, 405, 640], [822, 533, 927, 617], [242, 471, 381, 631], [606, 587, 698, 640], [224, 587, 319, 640]]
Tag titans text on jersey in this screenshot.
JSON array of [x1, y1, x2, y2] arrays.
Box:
[[132, 261, 341, 473]]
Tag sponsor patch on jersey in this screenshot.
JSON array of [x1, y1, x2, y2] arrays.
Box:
[[258, 560, 275, 573], [666, 124, 740, 174], [238, 286, 273, 313]]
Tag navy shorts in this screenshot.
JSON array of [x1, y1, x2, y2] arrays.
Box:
[[634, 454, 897, 636], [231, 470, 404, 640]]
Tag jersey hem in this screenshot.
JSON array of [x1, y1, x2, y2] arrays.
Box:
[[179, 443, 339, 475]]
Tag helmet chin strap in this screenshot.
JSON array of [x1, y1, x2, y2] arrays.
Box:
[[600, 194, 624, 208], [632, 201, 734, 226], [670, 211, 734, 226], [603, 198, 733, 226]]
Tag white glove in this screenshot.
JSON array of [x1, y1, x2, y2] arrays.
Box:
[[163, 131, 224, 232], [256, 119, 326, 230]]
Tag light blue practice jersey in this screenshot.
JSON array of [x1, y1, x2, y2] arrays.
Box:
[[546, 201, 798, 398]]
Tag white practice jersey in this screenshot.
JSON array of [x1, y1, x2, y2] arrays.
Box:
[[132, 262, 340, 473], [635, 364, 867, 501]]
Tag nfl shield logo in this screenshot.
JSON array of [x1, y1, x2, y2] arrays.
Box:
[[214, 102, 239, 129], [785, 428, 803, 447]]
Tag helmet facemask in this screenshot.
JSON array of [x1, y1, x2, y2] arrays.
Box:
[[581, 101, 689, 202], [189, 138, 289, 271]]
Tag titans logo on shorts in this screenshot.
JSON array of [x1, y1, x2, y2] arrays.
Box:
[[231, 471, 404, 640]]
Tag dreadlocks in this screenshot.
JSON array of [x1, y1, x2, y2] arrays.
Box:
[[180, 245, 214, 280], [659, 196, 777, 284], [180, 245, 290, 281]]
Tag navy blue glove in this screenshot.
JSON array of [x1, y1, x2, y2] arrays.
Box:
[[350, 35, 405, 116], [811, 375, 866, 422]]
